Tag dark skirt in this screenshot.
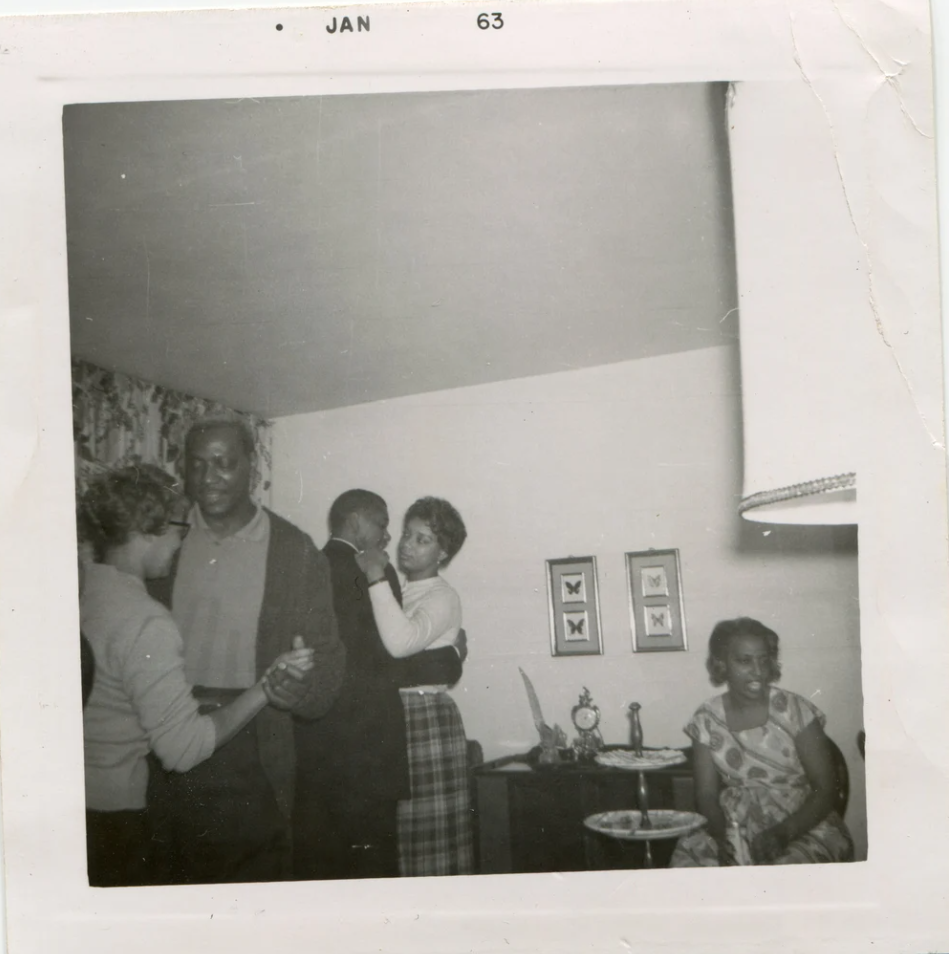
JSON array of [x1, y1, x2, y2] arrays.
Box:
[[397, 691, 473, 877]]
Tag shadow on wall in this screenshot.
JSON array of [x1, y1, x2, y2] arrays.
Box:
[[736, 521, 859, 558]]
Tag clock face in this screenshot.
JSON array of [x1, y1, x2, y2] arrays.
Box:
[[574, 706, 599, 731]]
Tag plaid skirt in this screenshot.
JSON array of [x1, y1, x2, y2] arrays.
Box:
[[397, 691, 473, 877]]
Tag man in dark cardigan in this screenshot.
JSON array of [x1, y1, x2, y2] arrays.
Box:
[[292, 489, 465, 880], [146, 417, 345, 885]]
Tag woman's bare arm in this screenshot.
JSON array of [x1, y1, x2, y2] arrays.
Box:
[[692, 741, 735, 864], [751, 719, 837, 862], [207, 684, 268, 749]]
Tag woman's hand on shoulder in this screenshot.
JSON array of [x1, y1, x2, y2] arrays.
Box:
[[356, 547, 390, 582]]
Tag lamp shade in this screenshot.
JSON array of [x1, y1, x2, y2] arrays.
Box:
[[728, 81, 868, 525]]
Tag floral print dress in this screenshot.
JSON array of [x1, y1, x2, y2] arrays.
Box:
[[670, 687, 854, 866]]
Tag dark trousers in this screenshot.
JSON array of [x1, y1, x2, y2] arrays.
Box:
[[292, 790, 399, 881], [146, 702, 289, 885], [86, 809, 152, 887]]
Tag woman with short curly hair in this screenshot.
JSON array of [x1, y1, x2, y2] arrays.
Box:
[[705, 617, 782, 687], [670, 617, 853, 867], [78, 464, 313, 886], [356, 496, 472, 876]]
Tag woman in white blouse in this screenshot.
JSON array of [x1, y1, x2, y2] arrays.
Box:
[[356, 496, 472, 876]]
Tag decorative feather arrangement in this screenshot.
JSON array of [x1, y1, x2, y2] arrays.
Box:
[[519, 667, 567, 762]]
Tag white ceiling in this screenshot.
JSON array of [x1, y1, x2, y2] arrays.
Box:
[[64, 84, 737, 418]]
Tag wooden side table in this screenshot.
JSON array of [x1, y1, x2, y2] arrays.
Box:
[[472, 749, 695, 874]]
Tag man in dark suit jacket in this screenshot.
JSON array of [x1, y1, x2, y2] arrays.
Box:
[[292, 489, 465, 880]]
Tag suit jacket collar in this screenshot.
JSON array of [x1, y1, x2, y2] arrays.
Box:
[[327, 536, 359, 553]]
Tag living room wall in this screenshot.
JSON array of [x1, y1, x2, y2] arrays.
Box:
[[271, 343, 866, 859]]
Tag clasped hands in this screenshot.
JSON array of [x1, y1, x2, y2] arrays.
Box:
[[750, 826, 790, 864], [261, 636, 314, 710], [718, 825, 789, 866]]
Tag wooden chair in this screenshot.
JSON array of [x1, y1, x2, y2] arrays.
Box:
[[826, 735, 849, 818], [80, 630, 96, 709], [467, 739, 484, 872]]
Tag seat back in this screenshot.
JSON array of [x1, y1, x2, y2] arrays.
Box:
[[467, 739, 484, 771], [80, 630, 96, 709], [466, 739, 484, 872], [826, 735, 849, 817]]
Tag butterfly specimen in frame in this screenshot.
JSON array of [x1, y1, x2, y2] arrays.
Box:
[[561, 573, 586, 603], [548, 558, 602, 655], [626, 551, 686, 652], [563, 610, 590, 641], [643, 604, 673, 637], [640, 566, 669, 597]]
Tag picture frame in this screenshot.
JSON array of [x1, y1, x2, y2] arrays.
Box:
[[626, 549, 687, 652], [546, 556, 603, 656]]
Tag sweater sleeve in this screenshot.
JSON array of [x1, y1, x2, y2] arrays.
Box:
[[389, 645, 464, 688], [369, 582, 460, 658], [290, 541, 346, 720], [118, 613, 217, 773]]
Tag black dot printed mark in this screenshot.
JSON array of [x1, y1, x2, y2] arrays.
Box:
[[275, 23, 283, 31]]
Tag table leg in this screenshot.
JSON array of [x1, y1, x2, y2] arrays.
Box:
[[637, 771, 652, 829], [637, 770, 655, 868], [643, 840, 654, 869]]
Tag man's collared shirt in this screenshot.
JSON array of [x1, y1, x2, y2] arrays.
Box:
[[328, 536, 358, 553], [172, 504, 271, 689]]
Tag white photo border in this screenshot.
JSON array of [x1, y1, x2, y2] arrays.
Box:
[[1, 2, 947, 953]]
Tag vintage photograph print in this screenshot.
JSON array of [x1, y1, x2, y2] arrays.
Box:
[[3, 3, 947, 951], [63, 77, 864, 890]]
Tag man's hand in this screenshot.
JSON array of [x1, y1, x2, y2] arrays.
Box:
[[262, 636, 312, 711], [355, 547, 390, 582], [453, 628, 468, 663]]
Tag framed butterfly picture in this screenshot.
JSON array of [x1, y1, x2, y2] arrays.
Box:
[[625, 549, 688, 652], [546, 556, 603, 656]]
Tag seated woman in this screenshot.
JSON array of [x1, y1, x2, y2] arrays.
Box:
[[356, 496, 472, 877], [78, 464, 313, 887], [671, 617, 854, 866]]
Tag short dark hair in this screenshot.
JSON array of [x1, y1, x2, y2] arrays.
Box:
[[328, 489, 387, 535], [185, 415, 256, 459], [404, 496, 467, 564], [78, 464, 181, 562], [706, 617, 782, 686]]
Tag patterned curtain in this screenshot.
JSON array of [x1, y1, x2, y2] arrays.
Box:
[[72, 358, 273, 502]]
